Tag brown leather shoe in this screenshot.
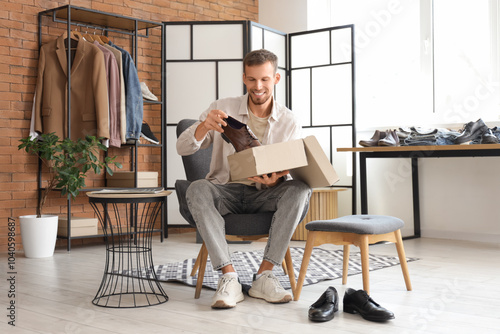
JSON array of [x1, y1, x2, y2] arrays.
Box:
[[221, 116, 261, 152], [359, 130, 386, 147]]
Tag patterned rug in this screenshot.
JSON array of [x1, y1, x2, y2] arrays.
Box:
[[149, 247, 417, 292]]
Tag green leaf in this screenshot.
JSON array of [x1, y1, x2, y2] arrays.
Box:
[[18, 132, 122, 212]]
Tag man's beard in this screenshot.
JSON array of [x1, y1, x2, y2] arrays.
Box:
[[249, 91, 271, 105]]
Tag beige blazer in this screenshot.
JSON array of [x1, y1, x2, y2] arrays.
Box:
[[34, 34, 110, 140]]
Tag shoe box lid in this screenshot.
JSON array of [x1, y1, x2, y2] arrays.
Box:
[[290, 136, 340, 188]]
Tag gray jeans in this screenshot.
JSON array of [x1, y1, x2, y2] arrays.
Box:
[[186, 179, 311, 270]]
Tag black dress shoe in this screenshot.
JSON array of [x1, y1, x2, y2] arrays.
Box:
[[481, 128, 499, 144], [308, 286, 339, 322], [343, 288, 395, 322], [454, 118, 488, 144], [221, 116, 261, 152]]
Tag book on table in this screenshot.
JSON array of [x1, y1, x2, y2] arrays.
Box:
[[92, 187, 164, 194]]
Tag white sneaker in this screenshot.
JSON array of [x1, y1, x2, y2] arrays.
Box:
[[248, 270, 292, 303], [211, 274, 244, 309], [140, 82, 158, 101]]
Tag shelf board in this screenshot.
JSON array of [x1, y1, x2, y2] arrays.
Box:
[[42, 5, 162, 32], [57, 228, 164, 240], [143, 99, 162, 105]]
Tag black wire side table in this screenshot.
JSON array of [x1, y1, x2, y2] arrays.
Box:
[[87, 191, 171, 308]]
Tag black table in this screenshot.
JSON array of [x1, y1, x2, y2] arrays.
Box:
[[338, 144, 500, 239], [87, 190, 171, 308]]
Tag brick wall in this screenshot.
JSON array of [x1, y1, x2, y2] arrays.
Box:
[[0, 0, 258, 251]]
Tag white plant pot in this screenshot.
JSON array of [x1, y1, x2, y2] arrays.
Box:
[[19, 215, 58, 258]]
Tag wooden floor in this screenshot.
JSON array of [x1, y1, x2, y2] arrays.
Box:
[[2, 232, 500, 333]]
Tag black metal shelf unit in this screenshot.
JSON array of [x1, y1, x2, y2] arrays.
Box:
[[37, 5, 166, 250]]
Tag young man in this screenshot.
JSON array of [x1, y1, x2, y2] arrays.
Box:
[[176, 49, 311, 309]]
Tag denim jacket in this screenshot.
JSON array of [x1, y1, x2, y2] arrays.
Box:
[[109, 42, 143, 140]]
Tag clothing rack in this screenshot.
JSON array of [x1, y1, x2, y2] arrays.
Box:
[[37, 5, 166, 250]]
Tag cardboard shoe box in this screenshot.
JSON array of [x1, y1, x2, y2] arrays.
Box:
[[227, 135, 339, 188], [58, 217, 98, 237], [106, 171, 158, 188], [228, 139, 308, 181]]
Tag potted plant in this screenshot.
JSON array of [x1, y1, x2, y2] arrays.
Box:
[[18, 133, 122, 258]]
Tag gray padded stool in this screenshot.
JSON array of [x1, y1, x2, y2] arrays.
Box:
[[294, 215, 412, 300]]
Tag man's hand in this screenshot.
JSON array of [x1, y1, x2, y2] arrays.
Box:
[[248, 170, 289, 187], [195, 110, 227, 141]]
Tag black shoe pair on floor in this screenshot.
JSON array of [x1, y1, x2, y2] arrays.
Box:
[[308, 287, 395, 322]]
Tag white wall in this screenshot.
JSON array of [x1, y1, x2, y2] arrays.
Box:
[[259, 0, 333, 33], [259, 0, 500, 243], [259, 0, 308, 33]]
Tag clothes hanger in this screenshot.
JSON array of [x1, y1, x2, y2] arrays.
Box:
[[100, 33, 110, 44], [83, 29, 95, 42], [64, 28, 80, 50], [93, 34, 105, 45], [92, 29, 105, 45], [71, 31, 83, 40], [61, 29, 80, 41]]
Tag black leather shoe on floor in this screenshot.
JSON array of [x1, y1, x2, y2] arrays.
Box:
[[308, 286, 339, 322], [221, 116, 261, 152], [343, 288, 395, 322]]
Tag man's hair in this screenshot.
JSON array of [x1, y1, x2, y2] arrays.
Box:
[[243, 49, 278, 74]]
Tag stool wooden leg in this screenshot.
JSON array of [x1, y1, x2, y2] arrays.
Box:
[[294, 231, 317, 301], [342, 244, 350, 285], [359, 235, 370, 295], [284, 247, 296, 295], [394, 229, 412, 291], [195, 242, 208, 299]]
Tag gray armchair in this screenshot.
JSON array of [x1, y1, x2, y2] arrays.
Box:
[[174, 119, 307, 299], [175, 119, 277, 238]]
